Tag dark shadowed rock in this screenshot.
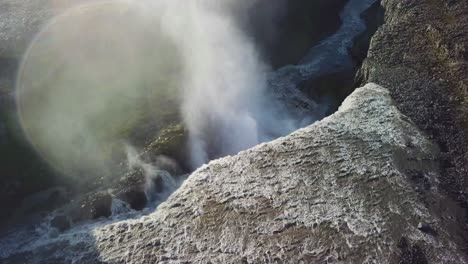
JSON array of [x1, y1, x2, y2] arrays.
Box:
[[142, 123, 189, 171], [398, 237, 428, 264], [349, 0, 385, 65], [50, 214, 71, 232], [114, 168, 148, 211], [118, 189, 147, 211], [417, 222, 437, 236], [69, 192, 112, 222], [356, 0, 468, 236]]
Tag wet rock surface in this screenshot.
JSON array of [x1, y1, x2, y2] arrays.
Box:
[[113, 169, 148, 211], [69, 192, 113, 222], [357, 0, 468, 228], [2, 84, 467, 263], [55, 166, 178, 225]]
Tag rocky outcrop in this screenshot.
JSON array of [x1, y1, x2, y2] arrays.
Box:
[[2, 84, 467, 263], [356, 0, 468, 221]]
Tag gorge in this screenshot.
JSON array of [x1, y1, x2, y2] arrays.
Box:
[[0, 0, 467, 263]]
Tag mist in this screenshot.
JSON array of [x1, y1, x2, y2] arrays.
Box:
[[158, 0, 308, 168], [16, 0, 314, 183]]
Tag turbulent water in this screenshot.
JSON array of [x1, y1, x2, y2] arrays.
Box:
[[186, 0, 378, 167], [0, 0, 376, 260], [269, 0, 377, 111]]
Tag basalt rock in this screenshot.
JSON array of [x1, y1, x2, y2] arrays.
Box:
[[69, 191, 113, 222], [113, 168, 148, 211], [356, 0, 468, 228], [2, 84, 466, 263], [142, 123, 189, 171]]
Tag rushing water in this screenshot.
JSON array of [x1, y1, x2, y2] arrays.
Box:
[[269, 0, 377, 112], [0, 0, 376, 260]]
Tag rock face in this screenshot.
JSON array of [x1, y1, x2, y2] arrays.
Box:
[[357, 0, 468, 210], [2, 84, 467, 263]]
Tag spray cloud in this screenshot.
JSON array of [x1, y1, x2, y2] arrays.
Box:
[[157, 0, 305, 168], [16, 0, 310, 183]]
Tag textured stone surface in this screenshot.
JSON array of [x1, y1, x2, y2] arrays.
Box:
[[2, 84, 466, 263], [356, 0, 468, 207]]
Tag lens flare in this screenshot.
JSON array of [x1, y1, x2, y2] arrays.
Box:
[[16, 1, 182, 180], [17, 0, 314, 182]]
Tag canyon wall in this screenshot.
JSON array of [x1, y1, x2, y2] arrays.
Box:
[[357, 0, 468, 224]]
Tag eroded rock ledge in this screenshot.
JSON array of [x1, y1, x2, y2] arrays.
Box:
[[3, 83, 466, 263]]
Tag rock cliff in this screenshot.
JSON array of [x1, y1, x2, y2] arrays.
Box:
[[357, 0, 468, 211], [2, 84, 466, 263]]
